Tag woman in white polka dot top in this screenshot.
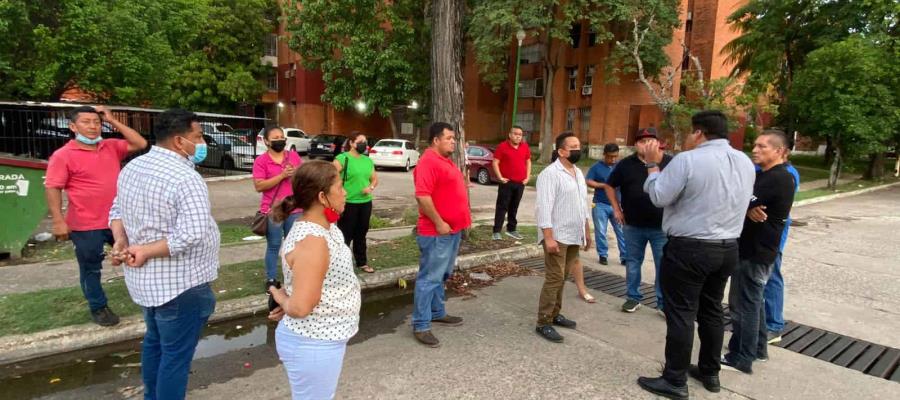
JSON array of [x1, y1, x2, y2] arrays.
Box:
[[268, 160, 361, 400]]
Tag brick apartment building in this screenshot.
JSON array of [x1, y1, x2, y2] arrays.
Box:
[[273, 0, 746, 148]]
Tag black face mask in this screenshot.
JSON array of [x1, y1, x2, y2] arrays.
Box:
[[566, 149, 582, 164], [269, 140, 286, 152], [354, 142, 367, 154]]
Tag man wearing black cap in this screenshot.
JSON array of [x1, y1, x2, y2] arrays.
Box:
[[605, 128, 672, 315], [636, 110, 755, 399]]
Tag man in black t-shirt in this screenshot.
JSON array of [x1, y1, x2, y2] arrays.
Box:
[[723, 129, 796, 374], [607, 128, 673, 314]]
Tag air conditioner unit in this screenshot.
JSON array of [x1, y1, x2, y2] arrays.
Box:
[[582, 85, 592, 96], [283, 70, 290, 79]]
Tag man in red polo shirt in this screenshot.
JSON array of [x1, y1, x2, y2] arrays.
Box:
[[491, 125, 531, 241], [411, 122, 472, 347], [45, 106, 147, 326]]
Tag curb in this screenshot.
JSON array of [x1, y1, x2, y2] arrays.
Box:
[[203, 174, 253, 183], [0, 243, 542, 366], [793, 181, 900, 208]]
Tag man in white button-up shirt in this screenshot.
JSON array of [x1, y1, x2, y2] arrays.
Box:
[[534, 132, 592, 343]]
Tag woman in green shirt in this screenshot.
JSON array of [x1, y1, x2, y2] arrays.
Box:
[[333, 132, 378, 273]]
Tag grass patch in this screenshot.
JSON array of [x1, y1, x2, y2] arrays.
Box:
[[0, 260, 266, 337], [369, 207, 419, 230], [0, 224, 539, 337], [4, 222, 256, 267], [794, 165, 831, 183], [794, 177, 898, 202], [367, 225, 537, 270]]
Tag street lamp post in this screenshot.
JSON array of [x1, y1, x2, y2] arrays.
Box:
[[511, 29, 526, 130]]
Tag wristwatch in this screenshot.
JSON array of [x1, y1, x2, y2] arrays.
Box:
[[645, 162, 658, 169]]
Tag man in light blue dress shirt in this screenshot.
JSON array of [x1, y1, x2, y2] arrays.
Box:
[[109, 109, 219, 400], [636, 111, 755, 399]]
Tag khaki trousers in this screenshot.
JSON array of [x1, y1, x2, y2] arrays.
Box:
[[536, 244, 581, 326]]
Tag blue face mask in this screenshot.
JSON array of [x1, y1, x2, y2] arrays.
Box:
[[190, 143, 208, 164], [75, 134, 102, 145], [179, 137, 207, 164]]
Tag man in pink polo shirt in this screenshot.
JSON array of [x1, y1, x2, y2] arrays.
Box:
[[411, 122, 472, 347], [45, 106, 147, 326]]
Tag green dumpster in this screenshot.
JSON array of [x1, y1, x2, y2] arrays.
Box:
[[0, 156, 48, 258]]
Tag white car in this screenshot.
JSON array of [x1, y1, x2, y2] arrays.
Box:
[[255, 127, 310, 154], [369, 139, 419, 171]]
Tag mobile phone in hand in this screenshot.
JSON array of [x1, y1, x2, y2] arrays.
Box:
[[266, 279, 282, 311]]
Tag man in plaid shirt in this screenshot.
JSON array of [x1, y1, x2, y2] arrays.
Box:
[[109, 109, 219, 400]]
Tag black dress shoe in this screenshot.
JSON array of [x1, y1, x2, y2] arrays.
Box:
[[552, 314, 577, 329], [688, 364, 720, 393], [637, 376, 688, 400], [598, 256, 608, 265], [535, 325, 563, 343]]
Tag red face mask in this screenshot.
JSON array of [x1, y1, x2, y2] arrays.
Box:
[[323, 196, 341, 223], [324, 207, 341, 224]]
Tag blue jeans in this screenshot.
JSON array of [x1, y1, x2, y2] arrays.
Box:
[[276, 321, 348, 400], [141, 283, 216, 400], [763, 253, 785, 332], [623, 225, 667, 309], [591, 202, 626, 261], [726, 259, 773, 370], [70, 229, 114, 312], [412, 232, 462, 332], [266, 213, 300, 280]]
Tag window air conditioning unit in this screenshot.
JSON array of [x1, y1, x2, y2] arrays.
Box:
[[283, 70, 290, 79], [582, 85, 592, 96]]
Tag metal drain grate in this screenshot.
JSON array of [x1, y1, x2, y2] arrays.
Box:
[[516, 257, 900, 383]]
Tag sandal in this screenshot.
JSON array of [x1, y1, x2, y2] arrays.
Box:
[[360, 265, 375, 274], [580, 293, 596, 303]]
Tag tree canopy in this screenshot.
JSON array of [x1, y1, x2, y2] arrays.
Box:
[[282, 0, 430, 135], [0, 0, 278, 113]]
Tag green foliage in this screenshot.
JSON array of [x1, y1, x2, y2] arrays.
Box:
[[0, 0, 277, 112], [283, 0, 430, 120], [789, 36, 898, 158], [724, 0, 898, 126], [169, 0, 280, 112], [468, 0, 681, 90]]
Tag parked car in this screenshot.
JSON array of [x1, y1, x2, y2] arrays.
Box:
[[369, 139, 419, 171], [231, 128, 256, 145], [200, 121, 234, 136], [308, 134, 347, 160], [466, 144, 499, 185], [201, 133, 255, 170], [255, 127, 311, 155], [30, 117, 116, 159]]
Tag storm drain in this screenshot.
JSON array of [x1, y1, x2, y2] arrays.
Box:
[[516, 257, 900, 383]]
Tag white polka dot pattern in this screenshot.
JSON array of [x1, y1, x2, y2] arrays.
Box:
[[281, 221, 361, 341]]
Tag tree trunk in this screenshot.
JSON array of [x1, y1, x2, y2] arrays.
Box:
[[430, 0, 466, 174], [863, 152, 885, 181], [828, 146, 842, 190], [389, 107, 403, 139], [664, 111, 681, 151], [539, 62, 555, 164]]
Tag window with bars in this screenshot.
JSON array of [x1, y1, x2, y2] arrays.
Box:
[[566, 108, 576, 131], [580, 107, 591, 133], [567, 67, 578, 91], [584, 65, 596, 87], [518, 79, 544, 98], [266, 71, 277, 91], [266, 34, 278, 57], [519, 44, 544, 64], [515, 112, 537, 132]]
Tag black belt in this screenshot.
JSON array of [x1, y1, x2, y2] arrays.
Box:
[[668, 236, 737, 245]]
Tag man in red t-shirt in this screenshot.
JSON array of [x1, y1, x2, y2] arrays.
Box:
[[411, 122, 472, 348], [44, 106, 147, 326], [491, 126, 531, 240]]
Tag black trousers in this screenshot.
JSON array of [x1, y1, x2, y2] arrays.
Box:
[[337, 201, 372, 267], [493, 182, 525, 233], [660, 237, 738, 386]]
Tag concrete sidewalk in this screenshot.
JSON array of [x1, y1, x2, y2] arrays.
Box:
[[188, 277, 899, 399]]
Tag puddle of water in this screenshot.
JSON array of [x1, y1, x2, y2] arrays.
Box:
[[0, 288, 414, 399]]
